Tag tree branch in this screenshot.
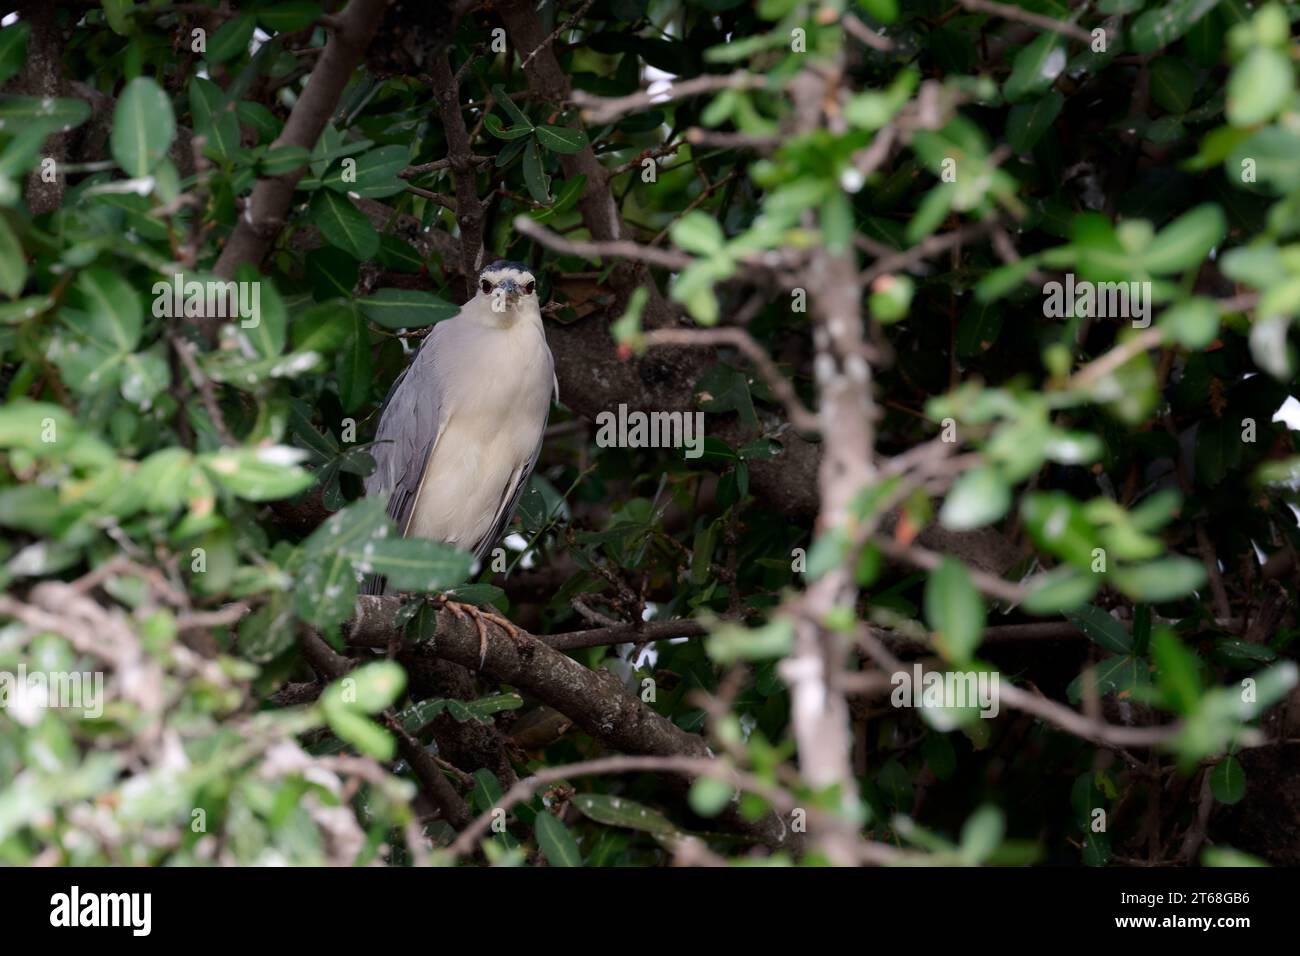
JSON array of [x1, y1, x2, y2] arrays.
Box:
[[346, 596, 796, 849], [214, 0, 391, 278]]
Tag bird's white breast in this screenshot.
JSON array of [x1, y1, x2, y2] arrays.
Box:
[[404, 307, 553, 551]]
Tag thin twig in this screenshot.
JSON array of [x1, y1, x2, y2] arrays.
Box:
[[643, 327, 819, 433], [572, 73, 763, 125], [958, 0, 1094, 44], [519, 0, 595, 70], [168, 332, 237, 446]]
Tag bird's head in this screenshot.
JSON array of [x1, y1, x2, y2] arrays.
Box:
[[476, 260, 538, 317]]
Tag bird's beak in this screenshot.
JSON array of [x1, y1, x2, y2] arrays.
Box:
[[500, 277, 520, 304]]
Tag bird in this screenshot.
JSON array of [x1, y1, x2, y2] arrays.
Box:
[[364, 260, 556, 654]]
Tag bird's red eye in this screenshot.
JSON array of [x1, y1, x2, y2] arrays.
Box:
[[523, 281, 535, 295], [480, 279, 492, 294]]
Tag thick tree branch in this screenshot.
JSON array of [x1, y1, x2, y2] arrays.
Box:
[[347, 596, 796, 849], [301, 631, 472, 829], [214, 0, 390, 278], [429, 50, 485, 284]]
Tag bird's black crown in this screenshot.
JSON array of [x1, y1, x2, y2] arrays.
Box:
[[480, 259, 530, 276]]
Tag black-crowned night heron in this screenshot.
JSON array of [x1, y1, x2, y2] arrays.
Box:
[[364, 260, 556, 648]]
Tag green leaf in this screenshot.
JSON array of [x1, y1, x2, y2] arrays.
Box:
[[465, 693, 524, 720], [293, 299, 356, 354], [672, 261, 722, 324], [323, 706, 394, 760], [207, 14, 256, 64], [1066, 605, 1133, 655], [0, 215, 26, 296], [1003, 32, 1067, 104], [571, 794, 680, 836], [491, 85, 534, 130], [257, 1, 323, 34], [533, 174, 587, 221], [1023, 567, 1100, 613], [958, 805, 1004, 864], [688, 776, 733, 818], [310, 189, 379, 259], [66, 267, 142, 352], [352, 538, 472, 592], [322, 144, 410, 198], [1159, 296, 1219, 349], [924, 557, 985, 663], [188, 76, 224, 131], [868, 274, 914, 323], [443, 582, 506, 607], [535, 812, 583, 866], [706, 617, 794, 663], [975, 257, 1038, 303], [856, 0, 898, 23], [235, 266, 287, 358], [1143, 204, 1225, 274], [0, 22, 30, 88], [1227, 127, 1300, 193], [327, 660, 407, 713], [121, 347, 171, 409], [1067, 654, 1150, 704], [535, 125, 588, 154], [201, 447, 314, 501], [0, 95, 92, 132], [259, 145, 311, 177], [1006, 91, 1063, 154], [337, 311, 371, 412], [1226, 47, 1292, 127], [1209, 756, 1246, 804], [1130, 0, 1221, 55], [1149, 57, 1198, 115], [301, 497, 391, 561], [357, 288, 459, 329], [521, 138, 551, 204], [0, 295, 52, 324], [1151, 629, 1201, 713], [671, 211, 726, 256], [1202, 847, 1268, 867], [1112, 557, 1207, 602], [1021, 492, 1100, 568], [483, 113, 535, 140], [111, 77, 176, 177], [939, 466, 1010, 531]]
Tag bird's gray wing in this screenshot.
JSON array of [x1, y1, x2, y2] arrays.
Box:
[[364, 320, 454, 537]]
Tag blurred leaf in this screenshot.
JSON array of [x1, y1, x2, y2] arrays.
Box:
[[1209, 755, 1246, 804], [924, 557, 985, 663], [111, 77, 175, 177], [1130, 0, 1222, 55], [1142, 204, 1225, 273], [939, 466, 1010, 531]]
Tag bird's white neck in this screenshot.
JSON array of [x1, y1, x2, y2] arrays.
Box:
[[467, 292, 543, 330]]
